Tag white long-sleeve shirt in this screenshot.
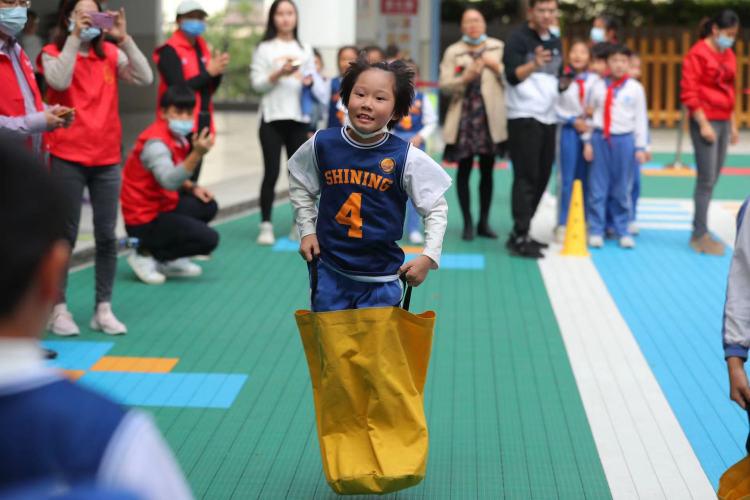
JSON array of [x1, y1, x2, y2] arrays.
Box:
[[0, 339, 193, 500], [249, 38, 314, 123], [586, 77, 649, 149], [556, 72, 599, 124], [288, 130, 451, 268]]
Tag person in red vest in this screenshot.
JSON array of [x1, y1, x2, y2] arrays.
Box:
[[0, 0, 73, 156], [121, 85, 219, 286], [0, 0, 73, 361], [153, 0, 229, 183], [38, 0, 153, 337]]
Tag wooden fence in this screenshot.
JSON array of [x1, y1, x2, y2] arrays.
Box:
[[563, 28, 750, 128]]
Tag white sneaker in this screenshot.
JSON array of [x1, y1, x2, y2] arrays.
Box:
[[127, 251, 166, 285], [48, 304, 80, 336], [619, 235, 636, 249], [588, 235, 604, 248], [257, 222, 275, 246], [157, 258, 202, 278], [628, 222, 640, 236], [408, 230, 424, 245], [554, 226, 566, 244], [90, 302, 127, 335]]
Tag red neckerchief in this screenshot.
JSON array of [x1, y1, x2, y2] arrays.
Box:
[[604, 74, 629, 140]]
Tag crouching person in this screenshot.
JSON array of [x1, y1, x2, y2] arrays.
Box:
[[121, 85, 219, 285]]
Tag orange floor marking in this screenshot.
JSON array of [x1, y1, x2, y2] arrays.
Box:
[[62, 369, 86, 381], [90, 356, 179, 373], [643, 168, 696, 177]]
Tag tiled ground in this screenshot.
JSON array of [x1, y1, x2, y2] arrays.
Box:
[[51, 162, 750, 499]]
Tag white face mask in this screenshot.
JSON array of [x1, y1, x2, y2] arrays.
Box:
[[343, 111, 391, 140]]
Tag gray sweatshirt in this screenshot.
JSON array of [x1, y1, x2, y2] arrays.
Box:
[[724, 198, 750, 358]]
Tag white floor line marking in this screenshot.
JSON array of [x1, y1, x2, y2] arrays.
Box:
[[531, 202, 715, 500], [539, 253, 715, 500]]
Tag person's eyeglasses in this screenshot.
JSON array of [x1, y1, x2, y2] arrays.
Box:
[[0, 0, 32, 7]]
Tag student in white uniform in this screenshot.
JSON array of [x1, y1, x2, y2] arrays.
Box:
[[555, 39, 598, 243], [583, 44, 649, 249], [0, 136, 193, 500]]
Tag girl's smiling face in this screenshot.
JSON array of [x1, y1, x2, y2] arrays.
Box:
[[568, 42, 590, 72], [347, 68, 396, 138]]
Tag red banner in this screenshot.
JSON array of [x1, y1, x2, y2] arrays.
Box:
[[380, 0, 418, 15]]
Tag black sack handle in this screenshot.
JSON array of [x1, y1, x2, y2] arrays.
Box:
[[309, 257, 319, 307], [308, 257, 413, 311], [400, 275, 413, 312], [745, 409, 750, 455]]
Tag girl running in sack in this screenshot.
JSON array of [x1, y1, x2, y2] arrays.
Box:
[[288, 56, 452, 312]]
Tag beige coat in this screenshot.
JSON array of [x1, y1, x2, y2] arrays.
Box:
[[439, 37, 507, 145]]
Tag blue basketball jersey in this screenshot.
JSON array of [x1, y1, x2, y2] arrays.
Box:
[[314, 127, 410, 276], [392, 92, 425, 134], [326, 77, 344, 129], [0, 379, 126, 490]]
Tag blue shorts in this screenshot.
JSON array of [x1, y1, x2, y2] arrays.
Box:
[[310, 260, 403, 312]]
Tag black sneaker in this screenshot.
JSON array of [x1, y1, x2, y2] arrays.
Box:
[[505, 234, 544, 259], [527, 237, 549, 249], [462, 226, 474, 241], [43, 348, 58, 360]]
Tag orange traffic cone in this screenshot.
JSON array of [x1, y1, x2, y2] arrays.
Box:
[[561, 179, 589, 257]]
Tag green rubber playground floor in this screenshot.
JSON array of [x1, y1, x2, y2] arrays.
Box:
[[55, 170, 613, 499]]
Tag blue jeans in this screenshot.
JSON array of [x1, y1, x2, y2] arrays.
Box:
[[630, 156, 641, 223], [587, 131, 634, 237], [557, 124, 588, 226], [310, 260, 403, 312]]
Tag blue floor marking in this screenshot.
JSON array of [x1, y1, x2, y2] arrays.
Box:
[[405, 253, 485, 269], [43, 340, 114, 370], [272, 237, 299, 252], [591, 229, 745, 488], [79, 372, 248, 409]]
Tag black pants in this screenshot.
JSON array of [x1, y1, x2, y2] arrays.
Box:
[[259, 119, 308, 222], [126, 194, 219, 262], [456, 154, 495, 228], [508, 118, 556, 236]]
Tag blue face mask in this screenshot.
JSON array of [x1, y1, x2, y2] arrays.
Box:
[[0, 7, 28, 37], [180, 20, 206, 37], [717, 34, 735, 51], [168, 118, 194, 137], [68, 18, 101, 42], [590, 27, 605, 43], [549, 26, 561, 38], [462, 33, 487, 46]]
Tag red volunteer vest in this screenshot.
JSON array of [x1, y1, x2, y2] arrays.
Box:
[[153, 30, 214, 133], [121, 120, 190, 226], [0, 42, 45, 151], [40, 41, 121, 166]]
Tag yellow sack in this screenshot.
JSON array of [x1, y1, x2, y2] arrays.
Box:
[[719, 456, 750, 499], [720, 414, 750, 500], [295, 291, 435, 495]]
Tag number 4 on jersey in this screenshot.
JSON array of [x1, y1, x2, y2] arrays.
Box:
[[335, 192, 363, 238]]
